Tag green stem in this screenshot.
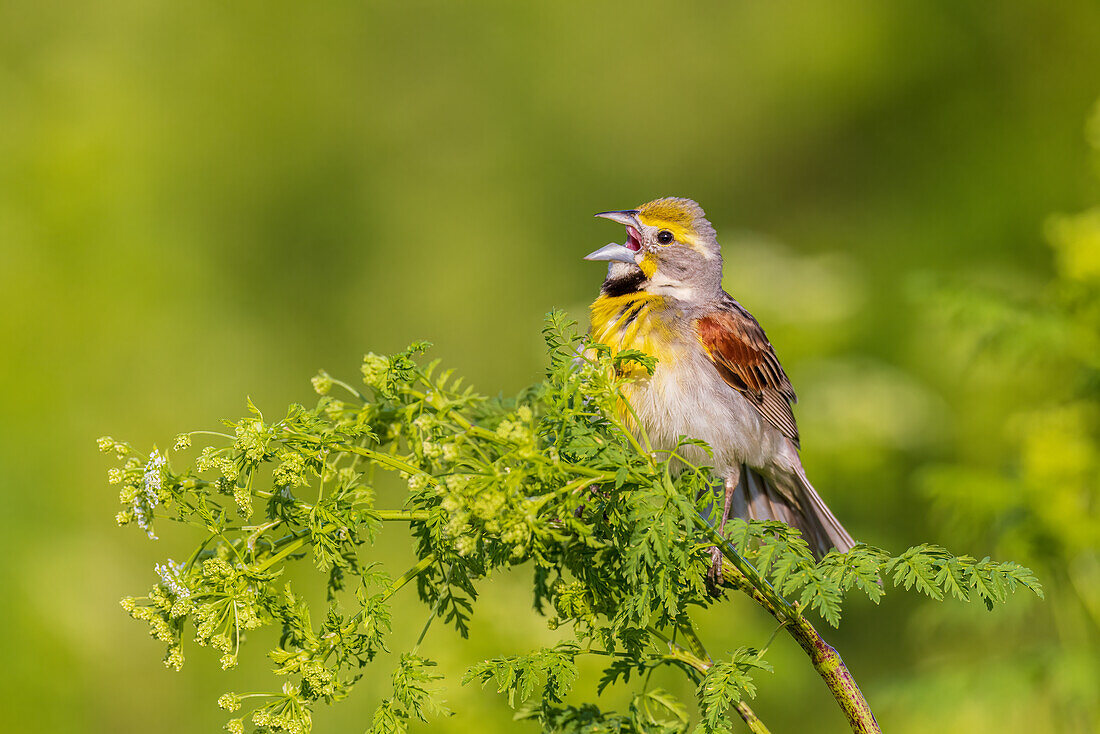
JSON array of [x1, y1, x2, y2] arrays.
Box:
[[648, 625, 772, 734], [448, 420, 613, 480], [334, 553, 438, 643], [384, 554, 437, 603], [263, 512, 425, 556], [253, 537, 306, 573], [606, 404, 650, 459], [613, 385, 654, 455], [694, 513, 794, 618], [734, 701, 772, 734], [782, 613, 879, 734], [374, 510, 429, 521], [677, 618, 711, 663], [402, 387, 621, 483], [412, 560, 456, 652], [330, 377, 367, 402], [338, 445, 438, 484], [698, 515, 880, 734]]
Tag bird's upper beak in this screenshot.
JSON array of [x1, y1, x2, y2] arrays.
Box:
[[594, 209, 641, 228], [585, 209, 643, 263]]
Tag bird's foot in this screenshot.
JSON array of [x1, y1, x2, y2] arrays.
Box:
[[706, 546, 725, 597]]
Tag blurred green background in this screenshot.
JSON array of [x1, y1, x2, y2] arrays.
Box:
[[2, 1, 1098, 732]]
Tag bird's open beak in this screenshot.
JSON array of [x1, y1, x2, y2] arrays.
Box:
[[584, 243, 639, 263], [586, 209, 643, 263]]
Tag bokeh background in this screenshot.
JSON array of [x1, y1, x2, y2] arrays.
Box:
[[2, 1, 1098, 732]]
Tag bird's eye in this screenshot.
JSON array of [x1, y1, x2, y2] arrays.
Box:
[[657, 230, 674, 245]]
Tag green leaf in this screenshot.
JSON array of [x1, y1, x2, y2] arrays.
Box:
[[884, 544, 946, 600], [693, 649, 771, 734]]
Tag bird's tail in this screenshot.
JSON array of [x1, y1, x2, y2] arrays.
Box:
[[728, 464, 855, 559]]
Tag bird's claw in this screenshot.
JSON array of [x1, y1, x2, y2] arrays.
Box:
[[706, 546, 725, 597]]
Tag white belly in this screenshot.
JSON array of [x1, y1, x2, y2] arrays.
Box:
[[622, 346, 797, 477]]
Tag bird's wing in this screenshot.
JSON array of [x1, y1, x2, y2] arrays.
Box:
[[695, 296, 801, 447]]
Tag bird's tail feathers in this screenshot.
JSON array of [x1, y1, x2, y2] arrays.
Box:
[[728, 464, 855, 559]]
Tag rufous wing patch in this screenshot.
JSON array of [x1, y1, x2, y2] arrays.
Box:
[[696, 307, 800, 446]]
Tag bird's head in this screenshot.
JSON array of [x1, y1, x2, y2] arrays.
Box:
[[586, 197, 722, 301]]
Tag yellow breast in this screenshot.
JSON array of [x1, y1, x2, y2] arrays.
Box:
[[589, 293, 676, 376]]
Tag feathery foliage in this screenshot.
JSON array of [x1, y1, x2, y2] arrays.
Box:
[[102, 311, 1042, 733]]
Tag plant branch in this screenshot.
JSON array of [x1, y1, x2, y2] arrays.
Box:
[[697, 515, 881, 734], [648, 624, 773, 733], [734, 700, 772, 734], [374, 510, 429, 521], [337, 445, 440, 485]]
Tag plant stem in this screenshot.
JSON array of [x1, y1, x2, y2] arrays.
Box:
[[257, 512, 427, 569], [412, 560, 456, 652], [333, 553, 438, 643], [784, 615, 879, 734], [677, 617, 711, 663], [734, 701, 772, 734], [338, 444, 439, 485], [253, 536, 306, 572], [696, 514, 881, 734], [647, 625, 772, 734], [374, 510, 429, 521], [384, 553, 438, 603]]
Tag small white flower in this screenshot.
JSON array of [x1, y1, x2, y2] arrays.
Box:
[[133, 504, 158, 540], [143, 451, 167, 504], [155, 558, 191, 600]]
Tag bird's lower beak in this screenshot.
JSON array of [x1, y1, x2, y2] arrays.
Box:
[[584, 243, 639, 264]]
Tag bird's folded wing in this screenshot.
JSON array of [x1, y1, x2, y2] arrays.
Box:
[[695, 301, 801, 447]]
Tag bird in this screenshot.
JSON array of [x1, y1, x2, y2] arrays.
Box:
[[584, 197, 855, 583]]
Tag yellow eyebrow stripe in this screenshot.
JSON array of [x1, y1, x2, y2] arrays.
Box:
[[637, 199, 697, 227], [635, 197, 706, 250]]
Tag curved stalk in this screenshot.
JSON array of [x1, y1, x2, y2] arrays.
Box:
[[696, 514, 881, 734], [646, 625, 773, 734], [734, 701, 772, 734]]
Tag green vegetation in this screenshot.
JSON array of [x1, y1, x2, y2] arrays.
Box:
[[103, 314, 1042, 733], [4, 3, 1100, 732]]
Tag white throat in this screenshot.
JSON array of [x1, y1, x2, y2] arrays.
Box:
[[647, 272, 697, 302]]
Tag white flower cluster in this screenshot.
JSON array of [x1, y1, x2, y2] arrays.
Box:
[[144, 450, 166, 499], [155, 558, 191, 600], [130, 450, 167, 539]]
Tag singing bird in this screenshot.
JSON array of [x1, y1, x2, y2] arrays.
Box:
[[585, 197, 855, 581]]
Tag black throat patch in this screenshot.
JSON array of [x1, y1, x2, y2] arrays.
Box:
[[601, 270, 646, 297]]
